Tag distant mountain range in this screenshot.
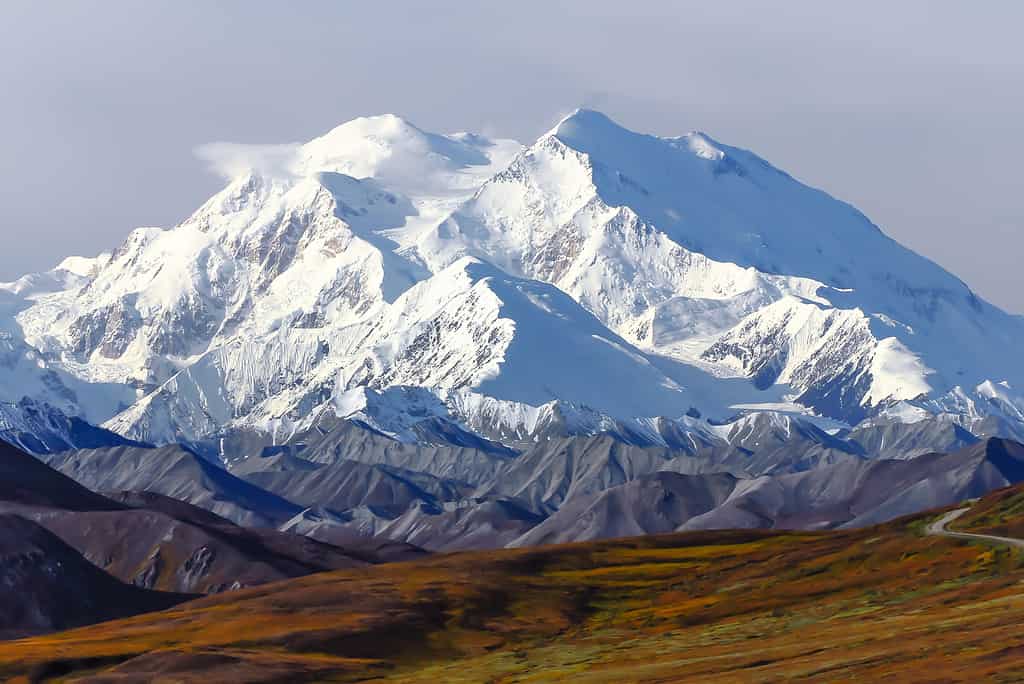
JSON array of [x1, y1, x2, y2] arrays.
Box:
[[6, 427, 1024, 645], [31, 414, 1024, 552]]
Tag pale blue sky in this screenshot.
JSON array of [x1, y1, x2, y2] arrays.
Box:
[[1, 1, 1022, 311]]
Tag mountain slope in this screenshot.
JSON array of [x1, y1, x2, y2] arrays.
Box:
[[0, 442, 390, 595], [416, 109, 1024, 421], [681, 437, 1024, 532], [375, 497, 544, 551], [482, 434, 729, 514], [0, 440, 121, 511], [281, 412, 514, 483], [42, 444, 302, 527], [0, 514, 189, 640], [239, 458, 469, 517], [512, 470, 738, 546], [31, 492, 373, 594]]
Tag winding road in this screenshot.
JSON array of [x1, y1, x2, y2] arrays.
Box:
[[925, 507, 1024, 549]]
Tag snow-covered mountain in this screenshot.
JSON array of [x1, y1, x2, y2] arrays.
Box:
[[4, 109, 1024, 448], [415, 110, 1024, 422]]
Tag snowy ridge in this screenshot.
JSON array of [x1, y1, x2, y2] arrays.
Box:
[[2, 109, 1023, 447], [328, 385, 723, 453]]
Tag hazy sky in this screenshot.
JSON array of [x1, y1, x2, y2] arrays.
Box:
[[2, 1, 1022, 311]]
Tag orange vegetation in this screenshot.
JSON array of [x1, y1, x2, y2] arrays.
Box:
[[954, 483, 1024, 539], [3, 501, 1024, 682]]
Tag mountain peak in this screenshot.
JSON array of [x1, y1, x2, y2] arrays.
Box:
[[300, 114, 497, 181], [546, 109, 731, 175], [317, 113, 425, 143], [553, 107, 618, 130], [549, 108, 636, 146]]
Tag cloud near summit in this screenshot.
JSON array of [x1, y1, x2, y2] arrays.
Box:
[[194, 142, 302, 180]]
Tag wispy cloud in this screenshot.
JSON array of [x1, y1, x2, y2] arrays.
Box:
[[193, 142, 301, 180]]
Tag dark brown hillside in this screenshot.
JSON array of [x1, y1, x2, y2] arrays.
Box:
[[0, 515, 190, 640]]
